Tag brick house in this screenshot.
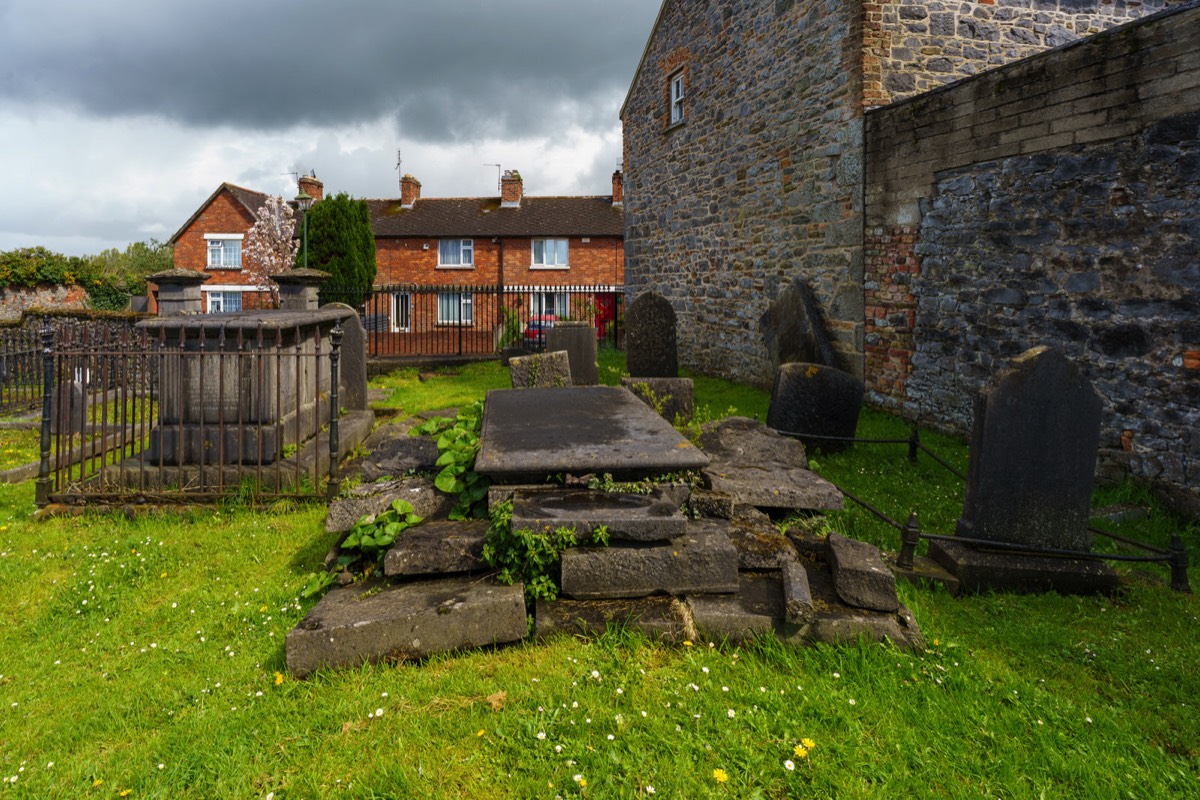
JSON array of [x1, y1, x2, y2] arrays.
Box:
[[165, 175, 324, 313], [620, 0, 1184, 387]]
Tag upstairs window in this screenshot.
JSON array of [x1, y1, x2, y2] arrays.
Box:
[[205, 234, 243, 269], [669, 70, 685, 125], [532, 238, 569, 268], [438, 238, 474, 267]]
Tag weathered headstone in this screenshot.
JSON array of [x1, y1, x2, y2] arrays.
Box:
[[955, 346, 1102, 552], [545, 321, 598, 386], [509, 350, 573, 389], [766, 363, 864, 453], [621, 376, 694, 423], [625, 291, 678, 378], [50, 379, 88, 435], [759, 279, 837, 369]]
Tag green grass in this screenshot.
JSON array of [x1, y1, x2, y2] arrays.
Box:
[[1, 353, 1196, 797]]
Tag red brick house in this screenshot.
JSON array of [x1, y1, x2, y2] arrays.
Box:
[[165, 175, 324, 313]]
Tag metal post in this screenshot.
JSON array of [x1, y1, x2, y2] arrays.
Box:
[[908, 425, 919, 465], [35, 319, 54, 507], [1168, 534, 1191, 593], [898, 511, 921, 570], [326, 324, 343, 500]]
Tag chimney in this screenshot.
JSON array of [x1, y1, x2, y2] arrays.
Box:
[[611, 169, 624, 207], [500, 169, 523, 207], [297, 173, 324, 203], [400, 174, 421, 209]]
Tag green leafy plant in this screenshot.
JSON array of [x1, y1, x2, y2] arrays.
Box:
[[412, 400, 489, 520], [301, 499, 423, 597], [482, 500, 608, 605]]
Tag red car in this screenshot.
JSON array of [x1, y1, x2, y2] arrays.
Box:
[[523, 315, 558, 348]]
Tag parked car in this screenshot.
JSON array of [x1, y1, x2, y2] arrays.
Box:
[[523, 315, 558, 349]]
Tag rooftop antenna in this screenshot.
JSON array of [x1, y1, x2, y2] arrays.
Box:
[[283, 170, 300, 186], [484, 163, 501, 192], [395, 149, 403, 192]]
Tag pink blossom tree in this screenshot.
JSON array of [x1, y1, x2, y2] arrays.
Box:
[[245, 195, 299, 309]]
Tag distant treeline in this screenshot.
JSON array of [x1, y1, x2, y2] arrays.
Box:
[[0, 240, 173, 310]]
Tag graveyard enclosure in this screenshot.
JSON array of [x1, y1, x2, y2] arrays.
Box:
[[865, 4, 1200, 515]]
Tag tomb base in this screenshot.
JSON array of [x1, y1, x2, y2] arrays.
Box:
[[929, 539, 1120, 596]]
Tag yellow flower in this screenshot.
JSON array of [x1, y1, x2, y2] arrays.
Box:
[[274, 672, 284, 686], [683, 640, 693, 647], [119, 791, 132, 798], [477, 729, 485, 737], [712, 768, 728, 783], [801, 737, 816, 750], [92, 779, 103, 787], [794, 746, 808, 758]]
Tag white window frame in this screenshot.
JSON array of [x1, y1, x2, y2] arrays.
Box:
[[530, 291, 570, 318], [669, 70, 685, 125], [204, 233, 244, 269], [437, 291, 474, 325], [437, 238, 474, 268], [205, 289, 244, 314], [391, 292, 411, 333], [531, 238, 569, 269]]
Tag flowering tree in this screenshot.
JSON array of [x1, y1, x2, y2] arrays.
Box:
[[245, 195, 299, 308]]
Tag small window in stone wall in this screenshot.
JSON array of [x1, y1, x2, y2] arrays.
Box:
[[669, 70, 685, 125]]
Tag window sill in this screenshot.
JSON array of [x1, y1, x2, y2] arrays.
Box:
[[664, 120, 685, 133], [205, 265, 243, 271], [530, 265, 570, 271], [435, 322, 476, 328], [436, 265, 475, 270]]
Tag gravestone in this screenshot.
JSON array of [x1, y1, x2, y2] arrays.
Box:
[[955, 346, 1102, 552], [766, 363, 864, 453], [625, 292, 678, 378], [759, 279, 837, 369], [50, 379, 88, 435], [545, 321, 599, 386], [620, 376, 694, 423], [509, 350, 573, 389]]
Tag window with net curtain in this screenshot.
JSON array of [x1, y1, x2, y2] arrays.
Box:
[[438, 239, 474, 267], [207, 238, 242, 268], [532, 238, 569, 267], [437, 292, 473, 324]]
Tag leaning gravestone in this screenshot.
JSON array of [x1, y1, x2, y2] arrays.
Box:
[[509, 350, 573, 389], [625, 292, 678, 378], [766, 363, 864, 453], [955, 346, 1101, 552], [930, 346, 1117, 594]]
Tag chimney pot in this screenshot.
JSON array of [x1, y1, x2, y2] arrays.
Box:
[[400, 174, 422, 209], [297, 174, 324, 204], [500, 169, 523, 207], [612, 170, 624, 207]]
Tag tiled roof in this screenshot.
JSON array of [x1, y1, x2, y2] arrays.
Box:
[[367, 196, 624, 238], [167, 182, 270, 244]]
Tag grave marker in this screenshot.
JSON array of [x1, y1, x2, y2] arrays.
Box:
[[625, 291, 678, 378]]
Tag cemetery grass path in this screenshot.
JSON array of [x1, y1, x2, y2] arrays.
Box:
[[0, 353, 1195, 797]]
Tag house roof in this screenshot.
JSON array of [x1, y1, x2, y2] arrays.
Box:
[[367, 196, 624, 238], [167, 182, 270, 244]]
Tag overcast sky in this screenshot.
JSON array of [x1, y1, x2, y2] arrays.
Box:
[[0, 1, 661, 256]]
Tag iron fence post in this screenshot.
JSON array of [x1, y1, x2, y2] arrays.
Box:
[[898, 511, 921, 570], [908, 425, 919, 465], [35, 319, 53, 507], [326, 323, 343, 500], [1168, 533, 1191, 593]]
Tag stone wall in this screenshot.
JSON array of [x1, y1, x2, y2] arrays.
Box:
[[866, 4, 1200, 512], [863, 0, 1185, 107], [622, 0, 866, 387], [0, 284, 89, 321]]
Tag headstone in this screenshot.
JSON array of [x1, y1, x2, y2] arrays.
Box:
[[509, 350, 573, 389], [759, 278, 837, 369], [50, 379, 88, 435], [766, 363, 864, 453], [625, 292, 678, 378], [621, 377, 694, 423], [955, 346, 1102, 552], [545, 322, 599, 386]]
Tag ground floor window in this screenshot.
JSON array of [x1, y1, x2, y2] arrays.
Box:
[[206, 291, 243, 313], [437, 292, 473, 325], [391, 292, 411, 332], [529, 291, 570, 318]]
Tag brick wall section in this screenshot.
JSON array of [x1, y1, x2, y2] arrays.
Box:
[[172, 189, 271, 311], [623, 0, 866, 387], [376, 237, 624, 287], [865, 4, 1200, 513], [863, 0, 1184, 107]]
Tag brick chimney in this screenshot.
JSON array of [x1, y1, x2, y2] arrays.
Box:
[[612, 170, 624, 207], [297, 173, 323, 203], [500, 170, 523, 207], [400, 174, 421, 209]]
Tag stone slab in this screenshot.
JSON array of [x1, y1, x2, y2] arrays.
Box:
[[560, 529, 738, 600], [510, 350, 573, 388], [929, 539, 1120, 596], [781, 559, 815, 624], [359, 435, 440, 482], [511, 487, 686, 543], [475, 386, 710, 483], [827, 533, 900, 612], [798, 559, 926, 650], [285, 577, 527, 677], [691, 515, 798, 570], [703, 464, 843, 512], [382, 520, 489, 577], [546, 323, 599, 386], [325, 476, 453, 535], [621, 377, 695, 423], [699, 416, 809, 469], [534, 596, 691, 643], [688, 572, 785, 644]]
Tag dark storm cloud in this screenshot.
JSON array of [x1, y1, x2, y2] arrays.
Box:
[[0, 1, 657, 142]]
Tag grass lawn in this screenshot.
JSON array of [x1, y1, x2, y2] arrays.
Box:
[[0, 352, 1196, 798]]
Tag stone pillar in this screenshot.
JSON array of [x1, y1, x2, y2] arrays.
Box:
[[272, 269, 331, 311], [150, 269, 209, 315]]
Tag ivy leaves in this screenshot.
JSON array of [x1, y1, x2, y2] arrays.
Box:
[[413, 400, 490, 521]]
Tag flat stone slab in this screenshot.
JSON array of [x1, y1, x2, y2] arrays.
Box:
[[797, 560, 926, 650], [325, 476, 453, 535], [560, 528, 738, 600], [285, 577, 527, 678], [359, 435, 440, 482], [475, 386, 710, 483], [382, 521, 488, 578], [699, 416, 809, 469], [703, 465, 843, 512], [929, 539, 1120, 595], [511, 487, 686, 543], [691, 515, 798, 570], [535, 596, 691, 643], [688, 572, 785, 644], [827, 533, 900, 612]]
